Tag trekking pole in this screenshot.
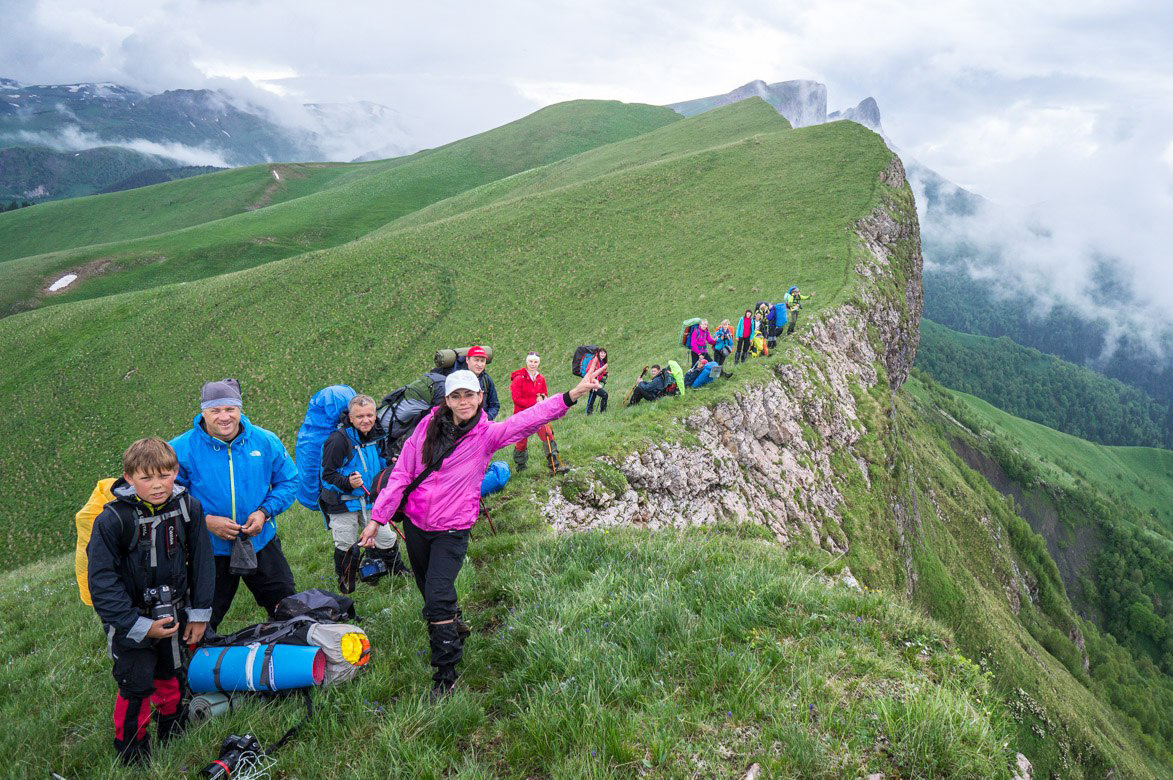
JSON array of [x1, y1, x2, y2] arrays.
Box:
[[480, 507, 498, 535], [359, 485, 406, 543]]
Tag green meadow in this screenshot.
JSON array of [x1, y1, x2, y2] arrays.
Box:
[[1, 96, 1171, 777], [0, 100, 679, 314]]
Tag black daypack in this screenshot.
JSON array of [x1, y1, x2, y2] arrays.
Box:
[[572, 345, 599, 378]]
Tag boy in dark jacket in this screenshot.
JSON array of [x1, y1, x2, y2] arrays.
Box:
[[88, 437, 214, 765]]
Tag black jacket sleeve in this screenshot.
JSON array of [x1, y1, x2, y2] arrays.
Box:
[[320, 430, 354, 492], [483, 374, 500, 421], [87, 507, 152, 647], [185, 496, 215, 622]]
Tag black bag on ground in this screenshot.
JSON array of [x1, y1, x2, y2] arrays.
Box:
[[273, 588, 356, 622]]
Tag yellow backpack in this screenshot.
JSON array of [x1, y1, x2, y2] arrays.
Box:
[[75, 478, 117, 606]]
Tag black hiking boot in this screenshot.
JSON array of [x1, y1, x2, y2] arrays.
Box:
[[430, 678, 457, 702], [334, 547, 358, 594], [114, 736, 150, 767], [156, 710, 187, 744], [427, 621, 462, 702], [548, 455, 570, 475], [369, 544, 410, 577]]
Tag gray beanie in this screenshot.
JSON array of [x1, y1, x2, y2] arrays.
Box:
[[200, 378, 243, 410]]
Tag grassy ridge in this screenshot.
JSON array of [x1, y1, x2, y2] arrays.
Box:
[[0, 101, 681, 315], [898, 376, 1173, 773], [0, 162, 374, 264], [0, 95, 1170, 777], [0, 102, 884, 570]]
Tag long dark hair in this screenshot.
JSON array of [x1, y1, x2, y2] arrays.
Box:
[[421, 403, 481, 465]]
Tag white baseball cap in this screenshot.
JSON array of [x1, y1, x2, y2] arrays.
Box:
[[444, 370, 482, 396]]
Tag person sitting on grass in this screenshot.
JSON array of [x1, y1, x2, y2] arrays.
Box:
[[321, 394, 408, 593], [684, 356, 720, 389], [360, 365, 605, 700], [628, 364, 671, 406], [87, 437, 214, 766], [689, 319, 716, 367]]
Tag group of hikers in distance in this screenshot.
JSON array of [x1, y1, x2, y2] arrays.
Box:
[[78, 284, 811, 766], [630, 285, 814, 405]]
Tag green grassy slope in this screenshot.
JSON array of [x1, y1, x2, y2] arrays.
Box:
[[0, 100, 875, 569], [3, 96, 1170, 777], [0, 100, 681, 315], [0, 161, 388, 264], [917, 318, 1171, 448], [1, 514, 1011, 780], [924, 381, 1173, 529], [902, 376, 1173, 766]]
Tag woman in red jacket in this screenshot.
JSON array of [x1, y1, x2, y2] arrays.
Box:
[[509, 352, 559, 472]]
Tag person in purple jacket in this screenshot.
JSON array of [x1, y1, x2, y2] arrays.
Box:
[[689, 319, 716, 367], [360, 364, 604, 698]]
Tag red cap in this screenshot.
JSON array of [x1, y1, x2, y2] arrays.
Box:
[[466, 346, 487, 359]]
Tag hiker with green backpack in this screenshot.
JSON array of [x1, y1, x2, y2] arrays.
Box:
[[627, 364, 672, 405], [687, 319, 717, 367]]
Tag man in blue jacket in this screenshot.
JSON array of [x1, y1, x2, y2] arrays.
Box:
[[170, 379, 299, 630]]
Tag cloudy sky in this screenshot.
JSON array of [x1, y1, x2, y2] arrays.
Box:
[[3, 0, 1171, 330]]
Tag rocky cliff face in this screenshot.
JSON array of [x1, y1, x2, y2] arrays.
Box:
[[543, 156, 923, 554]]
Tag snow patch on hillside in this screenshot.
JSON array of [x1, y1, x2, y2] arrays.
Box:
[[48, 274, 77, 292]]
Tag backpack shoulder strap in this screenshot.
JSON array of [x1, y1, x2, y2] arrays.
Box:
[[394, 434, 466, 516]]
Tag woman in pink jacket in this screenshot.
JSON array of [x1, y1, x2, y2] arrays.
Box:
[[689, 319, 716, 367], [360, 364, 603, 698]]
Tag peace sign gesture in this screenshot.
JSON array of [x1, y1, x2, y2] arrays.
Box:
[[569, 363, 605, 402]]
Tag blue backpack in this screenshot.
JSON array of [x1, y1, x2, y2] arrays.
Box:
[[294, 385, 356, 511]]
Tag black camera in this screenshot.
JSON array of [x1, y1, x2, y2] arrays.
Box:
[[203, 733, 263, 779], [359, 555, 388, 585], [144, 584, 177, 627]]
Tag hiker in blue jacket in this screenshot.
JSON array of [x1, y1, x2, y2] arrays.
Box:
[[169, 379, 298, 630], [320, 394, 408, 592]]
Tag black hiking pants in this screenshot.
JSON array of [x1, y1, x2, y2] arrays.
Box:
[[403, 517, 470, 684], [587, 387, 608, 414], [735, 337, 751, 363], [210, 537, 296, 630]]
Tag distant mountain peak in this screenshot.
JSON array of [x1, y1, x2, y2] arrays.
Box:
[[0, 78, 21, 90], [828, 97, 883, 132], [669, 79, 828, 127]]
